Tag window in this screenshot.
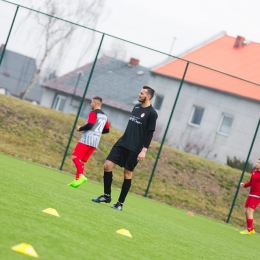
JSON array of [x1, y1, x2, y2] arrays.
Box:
[[152, 94, 164, 110], [218, 114, 233, 135], [189, 106, 204, 126], [52, 94, 66, 111]]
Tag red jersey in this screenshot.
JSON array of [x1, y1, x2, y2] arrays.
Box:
[[244, 169, 260, 197]]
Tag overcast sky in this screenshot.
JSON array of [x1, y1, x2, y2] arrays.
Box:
[[98, 0, 260, 55], [1, 0, 260, 70]]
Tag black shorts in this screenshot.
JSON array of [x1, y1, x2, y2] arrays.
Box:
[[106, 142, 139, 171]]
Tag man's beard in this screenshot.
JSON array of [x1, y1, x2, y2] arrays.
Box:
[[138, 97, 146, 103]]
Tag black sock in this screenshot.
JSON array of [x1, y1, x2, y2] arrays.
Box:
[[118, 179, 132, 204], [103, 171, 113, 196]]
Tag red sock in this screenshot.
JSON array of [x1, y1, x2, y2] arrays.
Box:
[[73, 157, 84, 180], [246, 218, 253, 231]]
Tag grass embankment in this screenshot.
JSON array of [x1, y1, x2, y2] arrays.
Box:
[[0, 95, 258, 229]]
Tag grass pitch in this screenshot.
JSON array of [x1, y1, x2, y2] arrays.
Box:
[[0, 94, 256, 229], [0, 153, 259, 260]]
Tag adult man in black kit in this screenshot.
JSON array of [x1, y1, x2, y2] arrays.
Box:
[[92, 86, 158, 210]]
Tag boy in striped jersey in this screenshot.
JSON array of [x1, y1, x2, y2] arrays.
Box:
[[68, 96, 109, 188]]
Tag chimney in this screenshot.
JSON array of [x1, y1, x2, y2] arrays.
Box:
[[234, 36, 245, 48], [129, 58, 139, 66]]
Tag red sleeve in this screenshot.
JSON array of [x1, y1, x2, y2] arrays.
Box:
[[87, 111, 97, 124], [244, 181, 251, 188], [244, 176, 252, 188], [104, 120, 110, 130]]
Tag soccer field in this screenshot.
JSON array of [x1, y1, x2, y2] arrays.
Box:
[[0, 153, 259, 260]]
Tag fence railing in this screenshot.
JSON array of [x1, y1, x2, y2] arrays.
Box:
[[1, 0, 260, 224]]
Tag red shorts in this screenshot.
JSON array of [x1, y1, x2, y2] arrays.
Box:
[[72, 142, 96, 162], [245, 196, 260, 210]]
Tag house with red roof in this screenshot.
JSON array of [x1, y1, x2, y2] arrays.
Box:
[[148, 34, 260, 164]]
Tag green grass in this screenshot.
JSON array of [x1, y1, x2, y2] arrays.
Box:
[[0, 94, 259, 230], [1, 153, 260, 260]]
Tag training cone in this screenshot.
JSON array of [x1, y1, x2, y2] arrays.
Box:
[[116, 228, 132, 238], [187, 211, 194, 216], [11, 243, 38, 258], [42, 208, 60, 217]]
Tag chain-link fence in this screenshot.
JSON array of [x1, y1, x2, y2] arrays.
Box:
[[1, 0, 260, 226]]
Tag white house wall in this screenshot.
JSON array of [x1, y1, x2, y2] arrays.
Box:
[[101, 104, 130, 132], [40, 87, 130, 133], [40, 88, 56, 108], [149, 75, 260, 165]]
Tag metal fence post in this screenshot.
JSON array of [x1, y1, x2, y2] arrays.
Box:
[[0, 5, 19, 66], [59, 33, 105, 171]]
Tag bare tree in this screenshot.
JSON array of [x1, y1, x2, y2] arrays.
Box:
[[180, 130, 214, 158], [21, 0, 106, 100], [103, 39, 127, 61]]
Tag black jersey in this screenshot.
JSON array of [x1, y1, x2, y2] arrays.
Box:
[[117, 104, 158, 153]]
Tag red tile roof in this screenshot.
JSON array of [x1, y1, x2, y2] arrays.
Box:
[[153, 35, 260, 101]]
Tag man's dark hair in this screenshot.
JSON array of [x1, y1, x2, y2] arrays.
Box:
[[143, 86, 155, 99], [93, 96, 102, 103]]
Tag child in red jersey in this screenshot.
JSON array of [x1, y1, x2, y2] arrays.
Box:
[[240, 159, 260, 235]]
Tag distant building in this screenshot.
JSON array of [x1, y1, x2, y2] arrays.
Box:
[[0, 44, 42, 103], [148, 34, 260, 164], [40, 56, 151, 131]]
